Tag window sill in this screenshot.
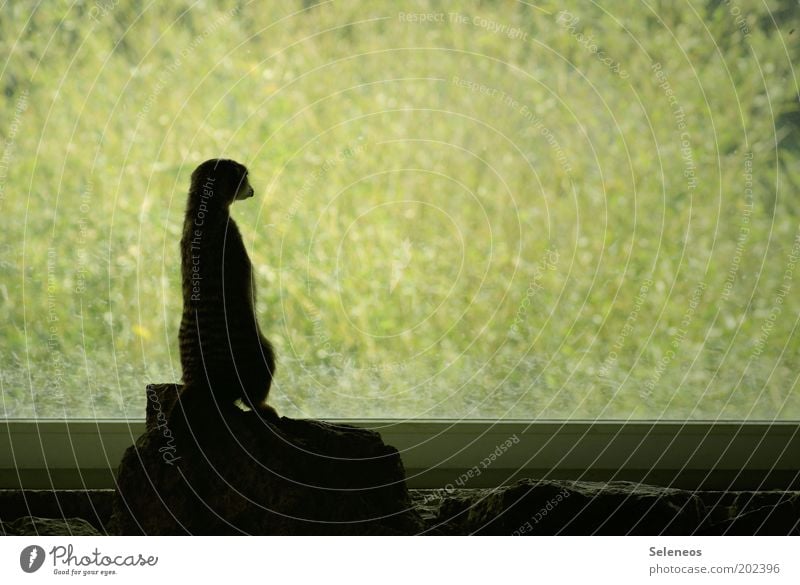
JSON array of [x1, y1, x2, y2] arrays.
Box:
[[1, 420, 798, 491]]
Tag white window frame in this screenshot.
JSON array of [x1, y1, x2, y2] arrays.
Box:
[[1, 420, 798, 491]]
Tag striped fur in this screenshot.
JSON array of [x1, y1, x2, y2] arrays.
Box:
[[178, 159, 276, 417]]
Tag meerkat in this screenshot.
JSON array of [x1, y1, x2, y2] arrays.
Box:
[[176, 158, 277, 423]]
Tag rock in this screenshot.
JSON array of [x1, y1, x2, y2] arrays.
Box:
[[0, 489, 113, 534], [417, 480, 800, 535], [699, 491, 800, 535], [109, 384, 423, 535], [1, 516, 101, 536], [428, 480, 705, 535]]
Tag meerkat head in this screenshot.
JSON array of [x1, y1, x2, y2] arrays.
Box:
[[189, 158, 254, 208]]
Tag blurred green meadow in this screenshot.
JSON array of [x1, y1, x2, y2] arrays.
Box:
[[1, 0, 798, 419]]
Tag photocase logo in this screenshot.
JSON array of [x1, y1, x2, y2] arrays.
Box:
[[20, 545, 46, 573]]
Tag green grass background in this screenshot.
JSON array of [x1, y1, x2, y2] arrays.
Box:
[[1, 0, 798, 419]]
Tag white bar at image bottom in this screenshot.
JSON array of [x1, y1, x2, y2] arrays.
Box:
[[0, 536, 797, 584]]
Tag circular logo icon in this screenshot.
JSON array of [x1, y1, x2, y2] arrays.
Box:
[[20, 545, 46, 573]]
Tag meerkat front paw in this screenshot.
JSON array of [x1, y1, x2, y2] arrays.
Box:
[[254, 402, 280, 422]]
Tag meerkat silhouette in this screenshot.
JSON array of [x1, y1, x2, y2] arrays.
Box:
[[176, 159, 277, 425]]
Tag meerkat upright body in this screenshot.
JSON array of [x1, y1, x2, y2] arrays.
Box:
[[178, 158, 277, 420]]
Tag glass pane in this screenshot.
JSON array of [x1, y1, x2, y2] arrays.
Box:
[[1, 1, 798, 419]]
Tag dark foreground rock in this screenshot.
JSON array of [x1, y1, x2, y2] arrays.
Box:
[[0, 489, 112, 534], [1, 516, 101, 536], [109, 384, 423, 535], [414, 479, 800, 535]]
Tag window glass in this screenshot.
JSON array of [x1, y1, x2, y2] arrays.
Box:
[[1, 1, 798, 419]]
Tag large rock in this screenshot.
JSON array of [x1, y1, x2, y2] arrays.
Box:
[[109, 384, 422, 535]]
